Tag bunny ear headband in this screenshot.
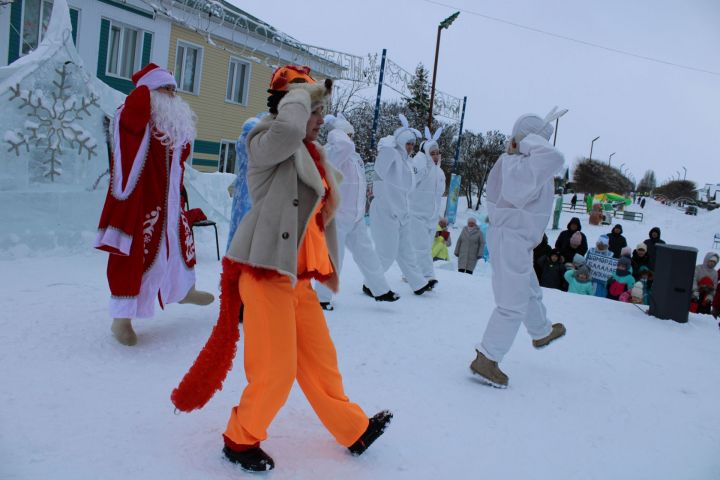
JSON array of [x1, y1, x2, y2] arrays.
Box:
[[423, 126, 443, 153], [398, 114, 422, 138], [324, 114, 337, 126]]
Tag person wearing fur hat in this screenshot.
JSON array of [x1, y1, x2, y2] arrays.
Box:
[[409, 127, 446, 282], [691, 252, 719, 314], [455, 217, 485, 274], [607, 224, 628, 259], [469, 108, 568, 388], [554, 217, 588, 264], [564, 264, 593, 295], [606, 256, 636, 301], [94, 63, 214, 346], [643, 227, 666, 270], [369, 115, 435, 295], [314, 113, 398, 310], [171, 66, 391, 472]]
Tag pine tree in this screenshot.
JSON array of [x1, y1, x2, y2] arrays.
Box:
[[404, 63, 431, 129]]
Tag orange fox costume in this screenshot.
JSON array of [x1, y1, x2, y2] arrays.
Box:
[[172, 69, 375, 456]]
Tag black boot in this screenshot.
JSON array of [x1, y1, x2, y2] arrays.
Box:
[[414, 281, 434, 295], [348, 410, 393, 456], [223, 445, 275, 472], [319, 301, 334, 311], [375, 290, 400, 302], [427, 279, 438, 289], [362, 284, 373, 297]]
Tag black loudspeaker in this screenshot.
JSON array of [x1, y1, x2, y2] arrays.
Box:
[[648, 244, 698, 323]]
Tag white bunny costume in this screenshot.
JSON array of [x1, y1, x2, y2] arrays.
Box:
[[315, 114, 392, 304], [369, 114, 428, 292], [409, 127, 446, 280], [477, 107, 566, 363]]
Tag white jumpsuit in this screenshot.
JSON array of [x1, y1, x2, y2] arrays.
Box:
[[409, 151, 446, 280], [315, 130, 391, 302], [477, 134, 564, 362], [369, 136, 427, 291]]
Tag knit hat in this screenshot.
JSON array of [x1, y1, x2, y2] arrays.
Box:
[[631, 282, 643, 301], [597, 235, 609, 247], [132, 63, 176, 90], [575, 264, 591, 281], [621, 246, 632, 257], [570, 231, 583, 248], [636, 243, 647, 252], [573, 253, 586, 266], [618, 256, 632, 270], [266, 65, 331, 114]]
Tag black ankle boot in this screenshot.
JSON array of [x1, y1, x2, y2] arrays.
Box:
[[362, 285, 373, 297], [414, 281, 434, 295], [348, 410, 393, 456], [223, 445, 275, 472], [374, 290, 400, 302]]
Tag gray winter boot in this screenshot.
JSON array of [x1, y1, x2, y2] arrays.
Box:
[[178, 285, 215, 306], [469, 350, 508, 388], [111, 318, 137, 346], [532, 323, 566, 349]]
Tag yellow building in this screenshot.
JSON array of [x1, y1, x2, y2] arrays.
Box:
[[164, 1, 344, 173]]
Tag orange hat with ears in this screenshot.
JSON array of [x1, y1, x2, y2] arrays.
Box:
[[269, 65, 315, 91]]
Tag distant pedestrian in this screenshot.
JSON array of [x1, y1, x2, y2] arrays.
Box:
[[455, 217, 485, 274], [570, 193, 577, 210], [640, 198, 646, 209]]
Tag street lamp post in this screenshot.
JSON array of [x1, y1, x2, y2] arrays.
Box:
[[428, 11, 460, 129], [682, 166, 687, 180], [619, 161, 624, 171], [552, 108, 569, 146], [608, 152, 616, 165], [589, 136, 600, 161]]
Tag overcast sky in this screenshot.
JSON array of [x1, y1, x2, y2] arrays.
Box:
[[235, 0, 719, 187]]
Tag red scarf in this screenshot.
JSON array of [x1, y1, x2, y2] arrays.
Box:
[[304, 140, 329, 231]]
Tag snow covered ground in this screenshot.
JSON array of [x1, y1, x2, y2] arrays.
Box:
[[1, 180, 719, 479]]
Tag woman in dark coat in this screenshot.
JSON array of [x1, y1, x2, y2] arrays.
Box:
[[555, 217, 588, 262], [643, 227, 666, 270], [607, 224, 627, 258]]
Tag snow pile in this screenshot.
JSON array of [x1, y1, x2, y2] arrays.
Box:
[[1, 173, 719, 478]]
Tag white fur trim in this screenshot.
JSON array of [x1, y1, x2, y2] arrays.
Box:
[[111, 106, 151, 200], [136, 67, 176, 91], [94, 227, 133, 255]]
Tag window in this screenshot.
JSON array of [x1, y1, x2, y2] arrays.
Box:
[[106, 22, 142, 79], [21, 0, 79, 54], [175, 42, 203, 94], [226, 58, 250, 104], [218, 141, 237, 174]]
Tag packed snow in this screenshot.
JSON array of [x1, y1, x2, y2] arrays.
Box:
[[1, 171, 719, 479]]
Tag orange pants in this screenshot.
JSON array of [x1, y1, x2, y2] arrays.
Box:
[[224, 272, 369, 447]]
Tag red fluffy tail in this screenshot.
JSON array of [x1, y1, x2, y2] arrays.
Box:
[[171, 258, 243, 412]]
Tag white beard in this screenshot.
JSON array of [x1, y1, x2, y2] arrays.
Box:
[[149, 90, 197, 147]]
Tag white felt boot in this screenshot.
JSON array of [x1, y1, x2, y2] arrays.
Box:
[[111, 318, 137, 346], [178, 285, 215, 306]]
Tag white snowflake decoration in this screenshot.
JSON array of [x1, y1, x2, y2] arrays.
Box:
[[5, 62, 100, 181]]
